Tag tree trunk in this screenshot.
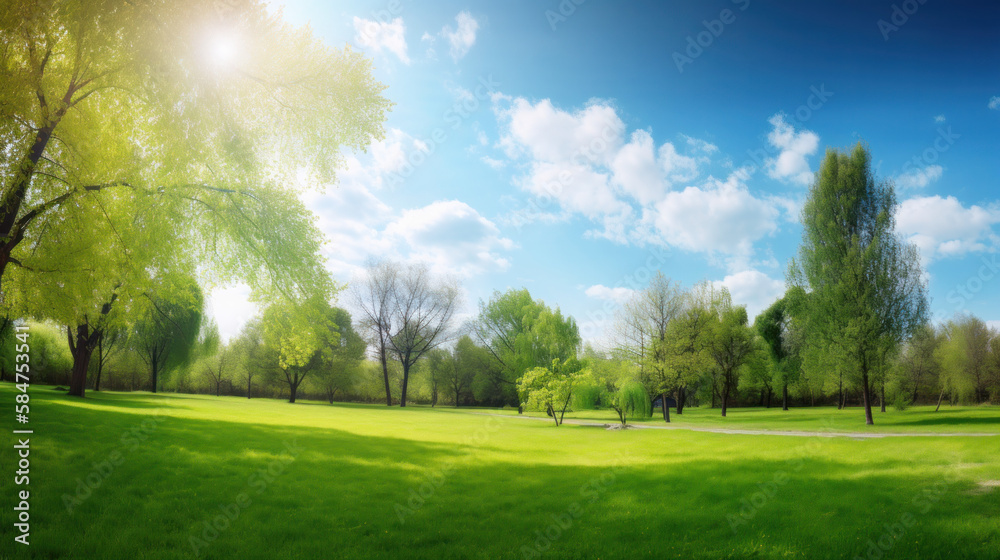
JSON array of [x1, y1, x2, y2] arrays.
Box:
[[289, 380, 298, 403], [934, 389, 945, 412], [782, 383, 789, 411], [399, 361, 410, 407], [67, 324, 100, 398], [837, 378, 843, 410], [662, 392, 670, 423], [247, 377, 252, 399], [861, 369, 874, 425], [676, 387, 685, 415], [721, 385, 729, 417], [68, 345, 94, 398], [880, 382, 886, 413], [379, 342, 392, 406], [94, 335, 104, 392], [0, 124, 59, 288]]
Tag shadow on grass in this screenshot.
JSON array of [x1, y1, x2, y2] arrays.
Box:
[[5, 385, 998, 560]]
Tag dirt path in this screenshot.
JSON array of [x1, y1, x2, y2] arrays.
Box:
[[473, 412, 1000, 438]]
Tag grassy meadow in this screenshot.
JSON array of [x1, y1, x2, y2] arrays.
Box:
[[3, 384, 998, 560]]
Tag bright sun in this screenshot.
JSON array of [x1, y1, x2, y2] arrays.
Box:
[[207, 32, 240, 67]]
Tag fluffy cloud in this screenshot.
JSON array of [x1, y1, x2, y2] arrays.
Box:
[[441, 11, 479, 61], [385, 200, 514, 277], [989, 96, 1000, 110], [353, 17, 409, 64], [652, 169, 779, 268], [765, 114, 819, 186], [895, 165, 943, 190], [494, 96, 782, 268], [584, 284, 636, 305], [713, 270, 785, 319], [897, 195, 1000, 261]]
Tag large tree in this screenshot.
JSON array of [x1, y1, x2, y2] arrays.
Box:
[[261, 295, 340, 403], [1, 2, 388, 398], [705, 305, 763, 417], [449, 336, 487, 406], [132, 277, 204, 393], [613, 273, 686, 421], [474, 288, 581, 405], [754, 294, 803, 410], [789, 143, 928, 425], [352, 259, 400, 406], [316, 307, 366, 404], [0, 0, 390, 296], [388, 264, 458, 407]]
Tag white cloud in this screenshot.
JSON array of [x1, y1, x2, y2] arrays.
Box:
[[895, 165, 943, 190], [989, 96, 1000, 110], [385, 200, 514, 277], [765, 114, 819, 186], [897, 195, 1000, 262], [441, 11, 479, 61], [584, 284, 636, 305], [652, 168, 780, 269], [353, 17, 409, 64], [684, 135, 719, 154], [481, 156, 505, 169], [934, 115, 946, 123], [713, 270, 785, 320], [494, 96, 781, 268], [988, 320, 1000, 332]]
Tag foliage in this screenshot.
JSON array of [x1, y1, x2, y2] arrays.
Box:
[[132, 276, 204, 392], [12, 385, 1000, 560], [789, 143, 928, 424], [0, 0, 391, 306], [517, 358, 588, 426], [260, 294, 341, 403], [474, 288, 581, 405]]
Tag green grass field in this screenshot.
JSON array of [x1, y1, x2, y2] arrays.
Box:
[[481, 402, 1000, 434], [3, 384, 998, 559]]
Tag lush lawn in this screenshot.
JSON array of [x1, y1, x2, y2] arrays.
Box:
[[468, 402, 1000, 434], [2, 384, 998, 560]]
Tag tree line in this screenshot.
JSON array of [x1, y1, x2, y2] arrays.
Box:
[[1, 4, 995, 426]]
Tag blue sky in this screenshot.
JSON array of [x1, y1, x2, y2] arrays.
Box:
[[210, 0, 1000, 344]]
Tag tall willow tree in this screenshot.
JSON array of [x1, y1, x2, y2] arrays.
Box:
[[0, 0, 390, 394], [789, 143, 927, 425]]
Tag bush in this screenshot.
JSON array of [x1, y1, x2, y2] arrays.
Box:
[[892, 392, 911, 411]]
